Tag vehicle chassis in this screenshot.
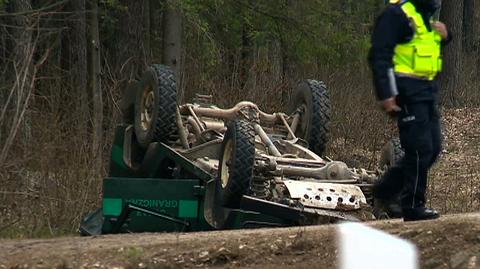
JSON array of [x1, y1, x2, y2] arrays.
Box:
[[80, 65, 383, 235]]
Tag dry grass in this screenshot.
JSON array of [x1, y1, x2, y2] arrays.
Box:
[[428, 108, 480, 213], [0, 113, 105, 238]]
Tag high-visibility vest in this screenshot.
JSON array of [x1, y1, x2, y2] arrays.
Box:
[[393, 1, 443, 80]]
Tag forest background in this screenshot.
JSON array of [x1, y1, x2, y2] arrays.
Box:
[[0, 0, 479, 237]]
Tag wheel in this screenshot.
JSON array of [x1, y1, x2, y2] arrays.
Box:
[[134, 64, 177, 148], [379, 138, 404, 169], [373, 138, 405, 219], [216, 120, 255, 208], [289, 79, 331, 156]]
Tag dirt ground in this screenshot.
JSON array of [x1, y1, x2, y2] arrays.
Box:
[[428, 108, 480, 213], [1, 213, 479, 269]]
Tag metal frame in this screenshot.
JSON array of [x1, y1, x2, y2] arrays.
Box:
[[111, 203, 191, 233], [82, 94, 383, 235], [171, 97, 379, 211]]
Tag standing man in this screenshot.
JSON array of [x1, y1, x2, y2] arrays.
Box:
[[369, 0, 451, 221]]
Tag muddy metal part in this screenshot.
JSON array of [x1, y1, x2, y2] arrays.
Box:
[[177, 101, 295, 151], [177, 100, 377, 181], [174, 100, 379, 212], [283, 180, 367, 211]]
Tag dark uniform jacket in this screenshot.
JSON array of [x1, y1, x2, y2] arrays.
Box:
[[369, 0, 451, 105]]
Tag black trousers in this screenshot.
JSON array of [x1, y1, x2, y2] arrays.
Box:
[[375, 101, 442, 209]]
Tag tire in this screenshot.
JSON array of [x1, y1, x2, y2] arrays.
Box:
[[379, 138, 404, 169], [289, 80, 331, 156], [373, 138, 405, 219], [134, 64, 177, 148], [216, 120, 255, 208]]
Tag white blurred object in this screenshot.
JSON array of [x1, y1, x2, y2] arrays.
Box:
[[339, 222, 418, 269]]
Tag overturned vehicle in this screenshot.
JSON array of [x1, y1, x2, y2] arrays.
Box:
[[81, 65, 394, 235]]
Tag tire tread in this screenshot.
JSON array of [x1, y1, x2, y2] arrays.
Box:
[[305, 79, 331, 156], [220, 120, 255, 208]]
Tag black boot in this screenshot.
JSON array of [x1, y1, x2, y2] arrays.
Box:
[[373, 198, 403, 219], [403, 207, 439, 221]]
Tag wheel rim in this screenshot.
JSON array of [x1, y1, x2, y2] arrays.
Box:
[[220, 140, 233, 188], [140, 87, 154, 131], [294, 104, 309, 139]]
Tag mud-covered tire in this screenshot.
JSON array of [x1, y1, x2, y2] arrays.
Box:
[[289, 80, 331, 156], [217, 120, 255, 208], [379, 138, 404, 169], [134, 65, 177, 149], [373, 138, 405, 219]]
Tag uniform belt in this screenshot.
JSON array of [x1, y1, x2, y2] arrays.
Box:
[[395, 72, 432, 81]]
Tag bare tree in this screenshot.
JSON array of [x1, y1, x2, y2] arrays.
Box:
[[162, 0, 183, 97], [0, 0, 33, 164], [88, 0, 103, 175], [61, 0, 89, 125], [0, 1, 50, 165], [117, 0, 150, 80]]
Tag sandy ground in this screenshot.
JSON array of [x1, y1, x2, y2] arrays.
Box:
[[428, 108, 480, 213], [1, 213, 479, 269]]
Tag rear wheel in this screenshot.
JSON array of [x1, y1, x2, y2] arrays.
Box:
[[134, 64, 177, 149], [216, 120, 255, 208], [379, 138, 404, 169], [374, 138, 405, 219], [289, 80, 331, 156]]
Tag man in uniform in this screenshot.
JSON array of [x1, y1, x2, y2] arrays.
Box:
[[369, 0, 451, 221]]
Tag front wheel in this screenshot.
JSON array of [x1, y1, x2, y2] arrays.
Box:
[[288, 80, 331, 156], [216, 120, 255, 208], [379, 138, 404, 169], [134, 64, 177, 149]]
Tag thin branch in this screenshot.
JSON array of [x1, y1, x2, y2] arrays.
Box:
[[0, 0, 69, 17]]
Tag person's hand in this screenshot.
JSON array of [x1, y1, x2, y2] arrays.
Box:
[[382, 97, 401, 117], [432, 21, 448, 40]]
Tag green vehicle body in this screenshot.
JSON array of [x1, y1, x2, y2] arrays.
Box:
[[80, 65, 383, 235], [80, 125, 294, 235]]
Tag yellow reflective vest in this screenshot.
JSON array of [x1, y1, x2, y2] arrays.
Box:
[[393, 1, 443, 80]]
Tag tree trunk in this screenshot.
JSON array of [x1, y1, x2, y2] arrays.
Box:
[[440, 0, 465, 106], [117, 0, 150, 80], [475, 1, 480, 70], [272, 38, 284, 83], [61, 0, 89, 129], [144, 0, 151, 63], [0, 14, 8, 120], [462, 0, 476, 53], [240, 8, 253, 90], [149, 0, 163, 63], [88, 0, 103, 175], [162, 1, 183, 101]]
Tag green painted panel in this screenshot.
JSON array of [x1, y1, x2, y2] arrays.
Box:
[[179, 200, 198, 218], [103, 198, 122, 216], [111, 145, 126, 168], [102, 177, 211, 232]]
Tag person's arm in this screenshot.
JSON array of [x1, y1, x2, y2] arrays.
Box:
[[369, 6, 412, 106], [432, 21, 452, 45]]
